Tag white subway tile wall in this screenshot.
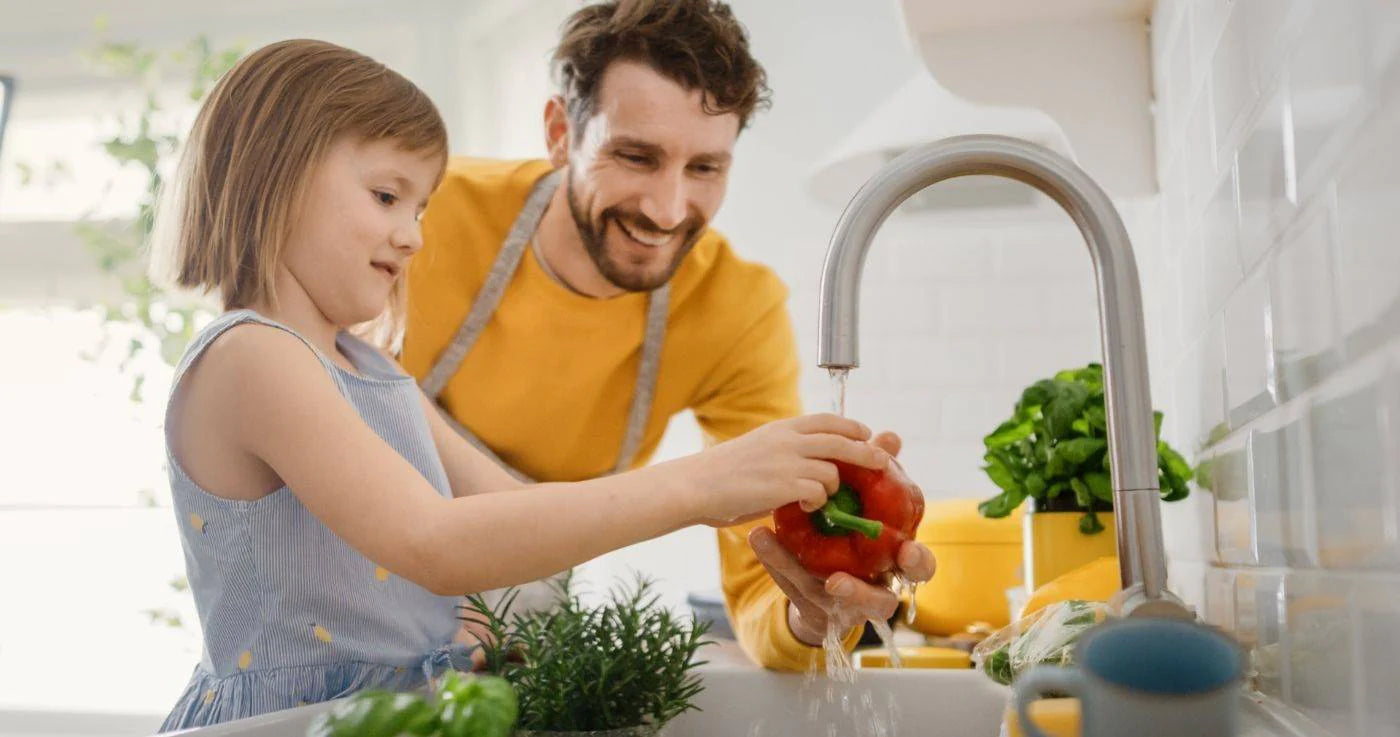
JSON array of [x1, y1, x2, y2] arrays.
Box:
[[1152, 0, 1400, 733], [1208, 431, 1254, 564], [1268, 199, 1341, 400], [1236, 87, 1295, 270], [1223, 267, 1276, 426], [1282, 571, 1358, 734]]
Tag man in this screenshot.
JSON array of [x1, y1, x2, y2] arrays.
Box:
[[402, 0, 934, 670]]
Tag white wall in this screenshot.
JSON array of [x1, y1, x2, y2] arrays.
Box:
[[1149, 1, 1400, 734]]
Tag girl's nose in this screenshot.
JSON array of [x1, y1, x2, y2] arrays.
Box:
[[392, 223, 423, 255]]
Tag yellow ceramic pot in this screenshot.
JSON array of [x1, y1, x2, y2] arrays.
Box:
[[1023, 508, 1117, 593], [908, 499, 1023, 636]]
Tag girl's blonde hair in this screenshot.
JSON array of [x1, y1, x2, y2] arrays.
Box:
[[150, 39, 448, 345]]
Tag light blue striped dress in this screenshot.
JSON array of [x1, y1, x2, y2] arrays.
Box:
[[160, 310, 471, 732]]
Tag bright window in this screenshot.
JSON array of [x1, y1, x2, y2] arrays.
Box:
[[0, 308, 200, 718]]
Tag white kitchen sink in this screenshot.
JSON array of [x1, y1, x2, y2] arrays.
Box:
[[668, 662, 1009, 737], [162, 643, 1310, 737], [171, 643, 1011, 737]]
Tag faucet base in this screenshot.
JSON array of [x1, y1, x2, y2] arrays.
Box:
[[1113, 585, 1195, 620]]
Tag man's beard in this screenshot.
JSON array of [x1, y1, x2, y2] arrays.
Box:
[[565, 174, 704, 292]]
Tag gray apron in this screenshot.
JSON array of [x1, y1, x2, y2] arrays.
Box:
[[419, 169, 670, 611]]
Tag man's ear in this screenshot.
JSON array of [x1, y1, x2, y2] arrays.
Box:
[[544, 95, 571, 169]]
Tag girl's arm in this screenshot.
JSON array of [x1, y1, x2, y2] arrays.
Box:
[[415, 389, 526, 496], [197, 324, 886, 597]]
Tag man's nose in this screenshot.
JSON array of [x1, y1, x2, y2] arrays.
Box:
[[638, 170, 688, 232]]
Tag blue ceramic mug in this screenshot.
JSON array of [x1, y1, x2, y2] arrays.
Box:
[[1014, 617, 1246, 737]]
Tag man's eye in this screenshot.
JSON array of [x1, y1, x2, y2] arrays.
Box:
[[374, 190, 398, 206], [619, 152, 651, 166]]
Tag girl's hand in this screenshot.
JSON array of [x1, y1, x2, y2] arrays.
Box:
[[675, 413, 890, 527]]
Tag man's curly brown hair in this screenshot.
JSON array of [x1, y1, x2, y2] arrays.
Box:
[[553, 0, 772, 134]]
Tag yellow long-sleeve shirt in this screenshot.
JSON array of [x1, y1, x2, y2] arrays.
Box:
[[402, 158, 857, 670]]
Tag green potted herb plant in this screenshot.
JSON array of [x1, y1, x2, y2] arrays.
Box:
[[977, 363, 1193, 590], [308, 671, 519, 737], [461, 574, 712, 737]]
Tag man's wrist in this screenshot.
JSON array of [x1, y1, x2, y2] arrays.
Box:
[[787, 601, 826, 647], [646, 458, 704, 525]]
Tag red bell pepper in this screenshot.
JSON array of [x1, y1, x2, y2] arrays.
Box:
[[773, 459, 925, 582]]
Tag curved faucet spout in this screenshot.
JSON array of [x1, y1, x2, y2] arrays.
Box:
[[818, 134, 1185, 615]]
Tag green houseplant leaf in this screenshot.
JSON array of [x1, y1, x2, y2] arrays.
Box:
[[437, 671, 518, 737], [306, 673, 516, 737], [978, 362, 1194, 534]]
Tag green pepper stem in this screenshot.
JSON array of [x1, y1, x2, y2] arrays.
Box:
[[821, 504, 884, 540]]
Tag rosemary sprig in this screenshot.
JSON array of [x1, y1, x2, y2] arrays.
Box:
[[458, 573, 713, 732]]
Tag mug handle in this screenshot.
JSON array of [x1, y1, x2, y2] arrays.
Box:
[[1013, 666, 1085, 737]]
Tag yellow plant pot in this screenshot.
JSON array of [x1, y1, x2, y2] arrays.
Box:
[[1023, 510, 1117, 593], [908, 499, 1023, 636]]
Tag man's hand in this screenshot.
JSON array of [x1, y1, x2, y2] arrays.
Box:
[[747, 431, 937, 646]]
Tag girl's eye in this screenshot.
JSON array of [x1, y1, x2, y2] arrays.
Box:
[[374, 190, 398, 206]]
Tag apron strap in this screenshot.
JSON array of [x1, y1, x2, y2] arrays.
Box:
[[420, 170, 561, 399], [613, 283, 668, 473]]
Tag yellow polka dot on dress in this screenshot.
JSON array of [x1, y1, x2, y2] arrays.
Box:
[[374, 566, 389, 582], [238, 650, 252, 669], [189, 513, 207, 534], [203, 689, 216, 706], [310, 623, 333, 643]]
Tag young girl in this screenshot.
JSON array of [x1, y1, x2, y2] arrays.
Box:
[[153, 39, 886, 730]]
